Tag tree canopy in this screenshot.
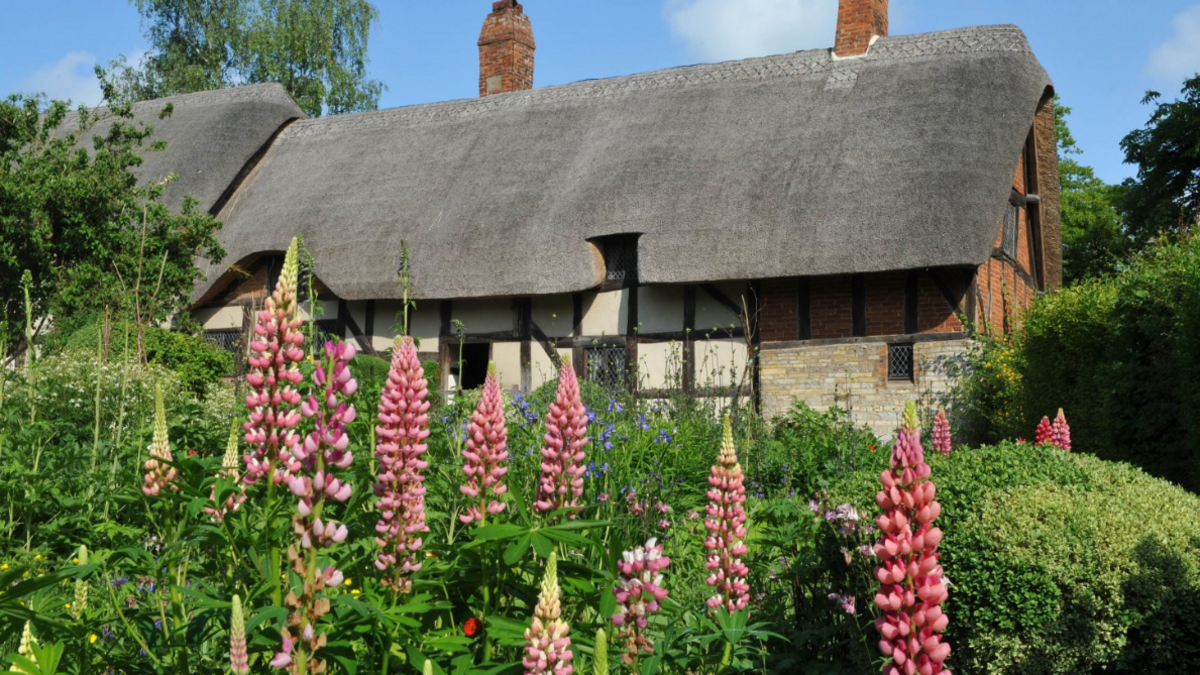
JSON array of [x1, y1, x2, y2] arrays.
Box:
[[0, 80, 224, 350], [1121, 74, 1200, 245], [110, 0, 384, 117]]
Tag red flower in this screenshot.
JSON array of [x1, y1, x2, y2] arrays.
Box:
[[464, 617, 481, 637]]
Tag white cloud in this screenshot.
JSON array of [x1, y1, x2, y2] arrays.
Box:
[[664, 0, 838, 62], [19, 51, 104, 105], [1148, 5, 1200, 83]]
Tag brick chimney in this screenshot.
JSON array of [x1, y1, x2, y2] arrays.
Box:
[[834, 0, 888, 58], [478, 1, 535, 97]]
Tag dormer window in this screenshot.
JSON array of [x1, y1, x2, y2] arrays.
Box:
[[595, 234, 640, 290]]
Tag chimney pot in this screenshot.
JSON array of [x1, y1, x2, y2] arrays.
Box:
[[834, 0, 888, 58], [479, 1, 535, 97]]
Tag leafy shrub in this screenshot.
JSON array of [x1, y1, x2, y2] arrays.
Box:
[[749, 402, 879, 499], [529, 373, 612, 413], [823, 441, 1200, 674], [143, 327, 234, 396]]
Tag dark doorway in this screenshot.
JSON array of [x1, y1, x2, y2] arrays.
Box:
[[455, 343, 490, 390]]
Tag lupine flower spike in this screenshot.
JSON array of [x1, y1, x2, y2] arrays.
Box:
[[374, 336, 431, 593], [704, 416, 750, 614], [230, 594, 250, 675], [534, 358, 588, 518], [272, 339, 357, 673], [932, 406, 952, 456], [207, 421, 248, 521], [10, 621, 38, 671], [612, 538, 671, 665], [461, 363, 509, 524], [1050, 408, 1071, 451], [1034, 416, 1052, 446], [243, 236, 306, 486], [423, 660, 434, 675], [72, 545, 88, 619], [593, 628, 608, 675], [143, 385, 178, 497], [523, 551, 573, 675], [873, 402, 952, 675]]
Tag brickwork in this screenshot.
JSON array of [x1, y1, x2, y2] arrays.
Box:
[[759, 278, 798, 341], [834, 0, 888, 58], [811, 275, 853, 338], [865, 271, 905, 335], [760, 339, 969, 438], [478, 1, 535, 97], [918, 272, 964, 333]]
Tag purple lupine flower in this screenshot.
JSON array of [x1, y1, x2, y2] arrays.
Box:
[[273, 340, 356, 673], [143, 385, 178, 497], [704, 416, 749, 614], [932, 406, 952, 456], [523, 551, 573, 675], [461, 364, 509, 524], [612, 538, 670, 666], [534, 360, 588, 518], [243, 237, 305, 486], [373, 336, 431, 593]]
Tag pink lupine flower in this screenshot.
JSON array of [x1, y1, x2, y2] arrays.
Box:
[[230, 594, 249, 675], [274, 340, 356, 673], [612, 538, 670, 666], [873, 402, 952, 675], [1035, 416, 1052, 446], [704, 416, 750, 614], [143, 385, 178, 497], [374, 336, 431, 593], [534, 360, 588, 518], [243, 237, 306, 486], [523, 551, 573, 675], [932, 406, 952, 456], [460, 363, 509, 524], [1050, 408, 1071, 451], [206, 421, 247, 521]]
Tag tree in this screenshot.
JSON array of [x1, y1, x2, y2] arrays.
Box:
[[1055, 100, 1128, 283], [0, 78, 224, 355], [1121, 74, 1200, 245], [111, 0, 384, 117]]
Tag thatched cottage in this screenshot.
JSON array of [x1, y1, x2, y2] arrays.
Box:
[[112, 0, 1058, 435]]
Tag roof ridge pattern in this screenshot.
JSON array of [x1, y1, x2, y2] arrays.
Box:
[[280, 24, 1029, 141]]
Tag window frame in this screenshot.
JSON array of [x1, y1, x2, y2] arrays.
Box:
[[887, 343, 915, 382]]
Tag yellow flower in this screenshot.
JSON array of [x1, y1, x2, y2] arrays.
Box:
[[343, 578, 352, 587], [73, 557, 79, 564], [350, 589, 360, 596], [1, 563, 8, 570], [64, 602, 71, 609], [89, 633, 98, 644]]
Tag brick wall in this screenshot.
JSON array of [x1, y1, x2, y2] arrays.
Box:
[[866, 271, 905, 335], [811, 275, 853, 338], [760, 338, 968, 438], [759, 278, 798, 342], [478, 1, 535, 97], [834, 0, 888, 57]]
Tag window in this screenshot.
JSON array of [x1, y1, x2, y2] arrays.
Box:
[[312, 320, 342, 349], [203, 330, 241, 355], [887, 343, 914, 381], [585, 345, 629, 392], [1002, 195, 1021, 260], [596, 234, 640, 289]]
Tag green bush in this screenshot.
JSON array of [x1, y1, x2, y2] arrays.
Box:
[[143, 328, 234, 396], [824, 441, 1200, 674], [529, 373, 613, 413]]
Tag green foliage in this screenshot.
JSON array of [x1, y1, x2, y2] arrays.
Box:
[[949, 329, 1027, 444], [826, 441, 1200, 675], [0, 87, 224, 343], [143, 328, 233, 396], [1055, 99, 1129, 284], [111, 0, 385, 116], [529, 373, 614, 414], [1121, 74, 1200, 245]]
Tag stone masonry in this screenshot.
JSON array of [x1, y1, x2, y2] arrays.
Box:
[[759, 338, 969, 438]]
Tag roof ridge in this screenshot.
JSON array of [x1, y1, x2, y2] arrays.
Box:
[[280, 24, 1030, 141]]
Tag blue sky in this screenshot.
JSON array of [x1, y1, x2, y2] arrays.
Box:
[[3, 1, 1199, 184]]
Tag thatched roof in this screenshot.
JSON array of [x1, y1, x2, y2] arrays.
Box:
[[69, 84, 305, 213], [195, 25, 1051, 303]]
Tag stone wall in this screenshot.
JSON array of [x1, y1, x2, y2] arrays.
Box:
[[759, 338, 970, 438]]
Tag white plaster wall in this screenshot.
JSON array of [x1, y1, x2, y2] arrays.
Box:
[[694, 338, 748, 388], [368, 301, 440, 354], [492, 342, 523, 392], [696, 282, 745, 333], [196, 306, 243, 330], [453, 299, 514, 334], [581, 290, 627, 337], [531, 295, 574, 338], [637, 286, 684, 334], [530, 346, 573, 389], [636, 341, 683, 390]]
